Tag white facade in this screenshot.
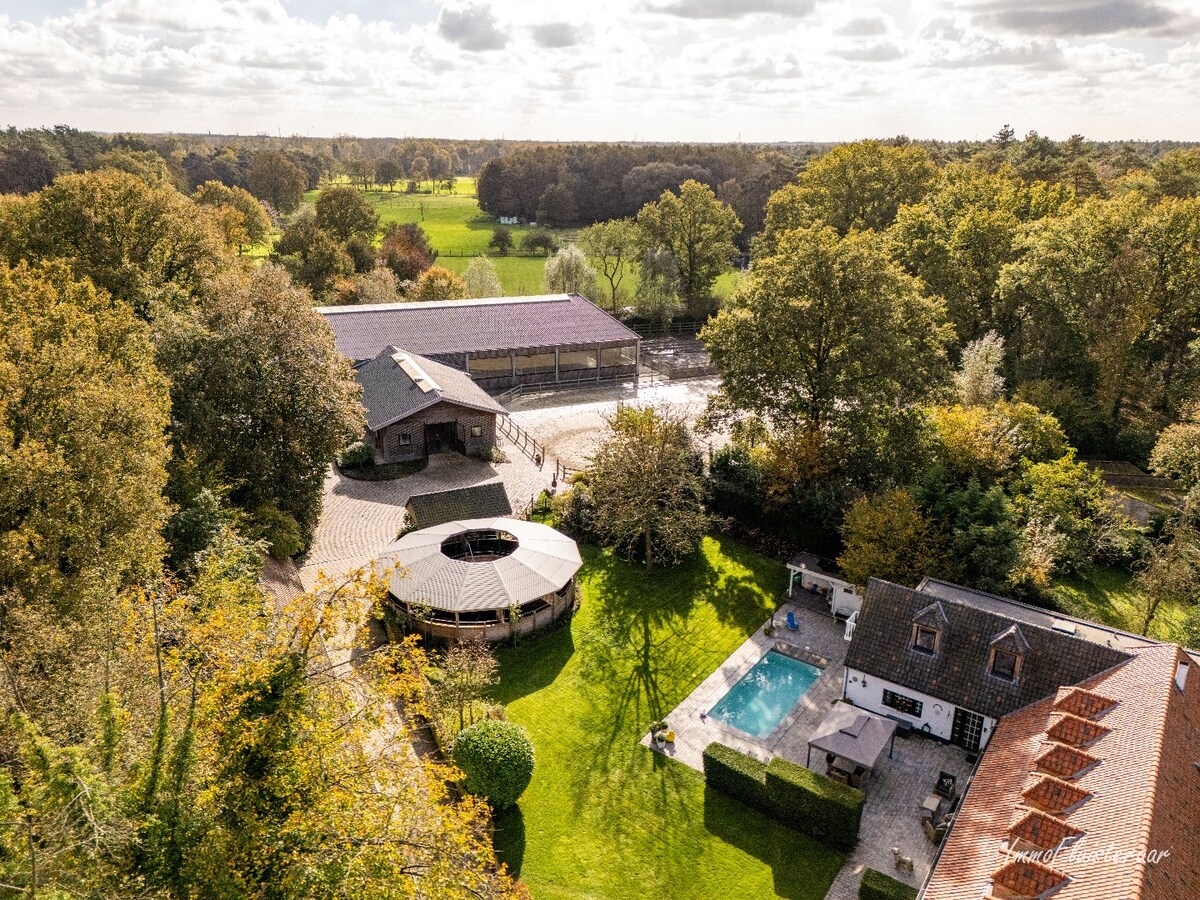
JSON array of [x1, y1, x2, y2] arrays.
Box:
[[843, 666, 997, 749]]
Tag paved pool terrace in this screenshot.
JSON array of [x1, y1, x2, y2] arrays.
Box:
[[643, 594, 976, 899]]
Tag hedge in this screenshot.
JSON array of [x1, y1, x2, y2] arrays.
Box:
[[702, 742, 769, 809], [766, 755, 864, 851], [859, 867, 918, 900], [701, 741, 864, 851]]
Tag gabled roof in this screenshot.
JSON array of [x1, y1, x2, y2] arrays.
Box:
[[357, 346, 505, 432], [405, 482, 513, 530], [844, 579, 1132, 720], [318, 293, 640, 362], [923, 644, 1200, 900]]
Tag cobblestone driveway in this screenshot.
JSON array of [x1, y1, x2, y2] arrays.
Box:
[[296, 451, 551, 590]]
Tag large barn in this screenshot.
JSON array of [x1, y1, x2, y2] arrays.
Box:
[[318, 293, 641, 393]]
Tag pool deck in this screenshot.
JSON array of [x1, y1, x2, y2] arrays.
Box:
[[644, 593, 976, 899]]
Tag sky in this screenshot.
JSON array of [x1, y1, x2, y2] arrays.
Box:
[[1, 0, 1199, 142]]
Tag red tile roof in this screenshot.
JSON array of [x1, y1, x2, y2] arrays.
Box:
[[1054, 686, 1118, 720], [1034, 744, 1099, 780], [923, 645, 1200, 900], [1045, 712, 1110, 748]]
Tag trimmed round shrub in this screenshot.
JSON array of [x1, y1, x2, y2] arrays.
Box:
[[452, 720, 534, 809]]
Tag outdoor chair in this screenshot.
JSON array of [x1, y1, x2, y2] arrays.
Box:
[[786, 611, 799, 631]]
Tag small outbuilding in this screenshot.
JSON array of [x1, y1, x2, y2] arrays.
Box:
[[358, 346, 506, 463], [787, 552, 863, 620], [379, 516, 582, 643], [404, 483, 513, 530]]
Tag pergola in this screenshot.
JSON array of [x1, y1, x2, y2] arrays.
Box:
[[805, 703, 898, 788]]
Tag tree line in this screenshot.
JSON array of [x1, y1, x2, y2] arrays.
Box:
[[0, 161, 529, 897]]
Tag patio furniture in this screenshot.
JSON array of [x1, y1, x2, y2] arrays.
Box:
[[785, 611, 799, 631], [806, 705, 898, 788], [922, 815, 949, 844], [920, 792, 942, 815], [934, 770, 958, 800]]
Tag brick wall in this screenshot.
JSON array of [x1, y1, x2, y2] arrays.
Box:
[[370, 401, 497, 462]]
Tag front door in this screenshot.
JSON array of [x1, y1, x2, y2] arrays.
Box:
[[424, 421, 457, 454], [951, 707, 985, 752]]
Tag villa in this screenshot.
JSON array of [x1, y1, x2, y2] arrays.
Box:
[[843, 577, 1155, 752], [922, 643, 1200, 899]]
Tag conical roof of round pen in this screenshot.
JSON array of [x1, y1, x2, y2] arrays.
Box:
[[378, 516, 582, 613]]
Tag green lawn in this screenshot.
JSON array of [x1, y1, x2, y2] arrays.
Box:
[[1049, 564, 1188, 642], [491, 537, 845, 900], [299, 179, 745, 303]]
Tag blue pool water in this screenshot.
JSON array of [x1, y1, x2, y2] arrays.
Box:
[[707, 651, 822, 738]]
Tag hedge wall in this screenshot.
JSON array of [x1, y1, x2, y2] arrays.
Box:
[[702, 742, 769, 808], [701, 742, 864, 851], [766, 756, 864, 851], [859, 867, 918, 900]]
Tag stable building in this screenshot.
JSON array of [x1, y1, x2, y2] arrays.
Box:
[[318, 293, 641, 393], [358, 346, 506, 462]]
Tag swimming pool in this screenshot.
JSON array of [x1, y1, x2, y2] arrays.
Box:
[[707, 650, 822, 739]]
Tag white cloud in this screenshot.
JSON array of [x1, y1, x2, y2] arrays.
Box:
[[0, 0, 1196, 140]]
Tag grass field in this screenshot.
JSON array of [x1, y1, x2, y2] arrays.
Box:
[[490, 537, 844, 900], [299, 178, 744, 301], [1049, 564, 1188, 641]]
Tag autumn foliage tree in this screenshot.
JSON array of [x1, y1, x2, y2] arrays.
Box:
[[588, 405, 709, 573], [157, 265, 363, 545]]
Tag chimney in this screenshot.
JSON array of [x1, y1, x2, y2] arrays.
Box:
[[1176, 659, 1190, 692]]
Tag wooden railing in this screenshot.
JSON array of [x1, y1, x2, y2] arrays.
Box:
[[496, 415, 545, 468]]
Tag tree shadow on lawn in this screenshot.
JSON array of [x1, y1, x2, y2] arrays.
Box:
[[492, 624, 576, 705], [700, 535, 788, 634], [702, 786, 844, 900], [493, 804, 526, 878]]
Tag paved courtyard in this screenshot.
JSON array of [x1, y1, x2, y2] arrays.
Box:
[[296, 450, 551, 591], [507, 375, 727, 470], [646, 594, 976, 900]]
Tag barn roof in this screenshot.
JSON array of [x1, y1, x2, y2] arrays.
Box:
[[405, 483, 513, 530], [357, 346, 505, 432], [317, 293, 640, 362]]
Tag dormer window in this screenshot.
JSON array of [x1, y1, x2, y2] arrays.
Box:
[[990, 647, 1020, 681], [909, 601, 948, 657], [913, 625, 940, 655], [987, 624, 1029, 683]]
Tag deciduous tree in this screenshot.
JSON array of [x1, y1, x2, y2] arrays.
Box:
[[0, 168, 229, 318], [246, 149, 307, 213], [588, 405, 709, 573], [157, 265, 363, 541], [411, 265, 467, 301], [464, 255, 503, 298], [702, 224, 951, 463], [192, 179, 272, 253], [838, 488, 942, 589], [637, 179, 740, 315], [543, 245, 596, 295], [580, 218, 638, 311], [315, 185, 380, 241]]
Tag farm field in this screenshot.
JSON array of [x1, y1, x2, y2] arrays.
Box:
[[299, 178, 744, 302], [490, 538, 844, 900]]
